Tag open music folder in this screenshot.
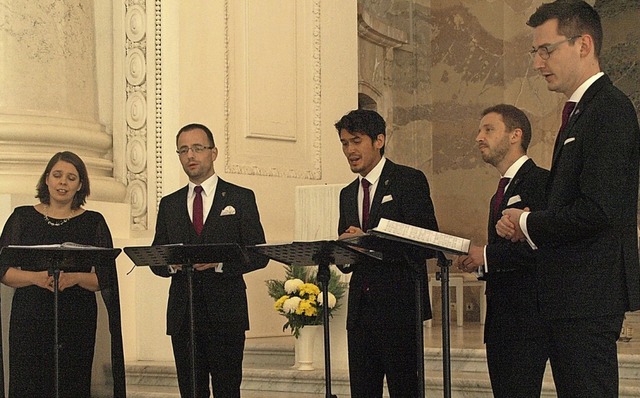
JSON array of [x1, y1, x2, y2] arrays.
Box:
[[367, 218, 470, 255]]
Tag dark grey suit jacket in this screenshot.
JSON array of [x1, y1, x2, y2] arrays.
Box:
[[483, 158, 548, 344], [528, 74, 640, 319], [338, 159, 439, 330], [152, 178, 267, 335]]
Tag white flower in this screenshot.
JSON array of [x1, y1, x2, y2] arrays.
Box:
[[284, 278, 304, 294], [282, 296, 302, 313], [317, 292, 336, 308]]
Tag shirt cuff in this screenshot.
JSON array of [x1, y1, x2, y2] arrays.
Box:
[[520, 212, 538, 250], [480, 245, 488, 275]]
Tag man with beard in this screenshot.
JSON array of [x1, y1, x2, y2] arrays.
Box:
[[456, 104, 549, 396], [151, 123, 268, 397]]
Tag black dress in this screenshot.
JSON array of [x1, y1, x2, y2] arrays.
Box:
[[0, 206, 126, 397]]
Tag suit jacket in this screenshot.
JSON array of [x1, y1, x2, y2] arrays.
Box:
[[152, 178, 267, 335], [338, 159, 439, 330], [528, 74, 640, 319], [483, 159, 548, 344]]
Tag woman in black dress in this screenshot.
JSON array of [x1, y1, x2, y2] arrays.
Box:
[[0, 151, 125, 397]]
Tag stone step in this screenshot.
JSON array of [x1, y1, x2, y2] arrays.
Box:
[[119, 338, 640, 398]]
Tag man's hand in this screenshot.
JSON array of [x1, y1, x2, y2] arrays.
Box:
[[193, 262, 221, 271], [339, 226, 365, 240], [497, 208, 525, 242], [454, 245, 484, 273]]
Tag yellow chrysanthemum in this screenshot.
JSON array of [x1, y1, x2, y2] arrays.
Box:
[[296, 299, 317, 316], [299, 283, 320, 296], [274, 295, 289, 311]]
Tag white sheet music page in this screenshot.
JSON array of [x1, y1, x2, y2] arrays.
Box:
[[371, 218, 470, 254]]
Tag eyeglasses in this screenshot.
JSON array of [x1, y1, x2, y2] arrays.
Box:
[[176, 145, 214, 156], [530, 35, 582, 60]]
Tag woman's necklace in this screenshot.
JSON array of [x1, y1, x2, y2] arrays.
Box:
[[43, 205, 74, 227]]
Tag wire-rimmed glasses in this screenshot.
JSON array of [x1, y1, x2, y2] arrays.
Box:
[[530, 35, 582, 60]]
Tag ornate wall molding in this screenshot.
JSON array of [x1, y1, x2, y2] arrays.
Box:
[[123, 1, 153, 230], [223, 0, 322, 180]]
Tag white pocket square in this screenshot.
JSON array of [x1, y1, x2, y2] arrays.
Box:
[[382, 195, 393, 204], [564, 137, 575, 145], [220, 205, 236, 216], [507, 195, 522, 206]]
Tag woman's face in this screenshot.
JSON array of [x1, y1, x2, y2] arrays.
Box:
[[46, 160, 82, 205]]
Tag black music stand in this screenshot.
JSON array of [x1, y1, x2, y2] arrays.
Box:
[[123, 243, 249, 398], [347, 230, 467, 398], [248, 240, 381, 398], [0, 244, 121, 398]]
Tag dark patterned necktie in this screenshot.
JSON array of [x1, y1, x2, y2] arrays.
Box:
[[361, 178, 371, 231], [560, 101, 576, 133], [193, 185, 204, 235], [491, 177, 510, 221]]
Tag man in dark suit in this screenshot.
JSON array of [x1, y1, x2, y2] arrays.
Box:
[[498, 2, 640, 396], [456, 104, 549, 397], [335, 109, 438, 397], [151, 123, 268, 398]]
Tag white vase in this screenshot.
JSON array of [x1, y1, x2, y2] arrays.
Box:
[[295, 325, 321, 370]]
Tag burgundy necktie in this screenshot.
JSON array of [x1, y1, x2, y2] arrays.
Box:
[[560, 101, 576, 133], [361, 178, 371, 231], [193, 185, 204, 235], [491, 177, 510, 221]]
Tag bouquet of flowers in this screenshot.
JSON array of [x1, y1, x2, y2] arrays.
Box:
[[266, 265, 347, 338]]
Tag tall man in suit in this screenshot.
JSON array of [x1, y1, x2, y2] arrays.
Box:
[[497, 2, 640, 396], [151, 123, 268, 398], [456, 104, 549, 397], [335, 109, 439, 397]]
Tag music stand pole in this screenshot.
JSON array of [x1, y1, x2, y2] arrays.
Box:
[[49, 263, 61, 398], [316, 260, 337, 398], [413, 262, 425, 398], [437, 254, 452, 398], [185, 262, 197, 398]]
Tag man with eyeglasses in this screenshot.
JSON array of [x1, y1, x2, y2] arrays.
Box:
[[151, 123, 268, 397], [497, 1, 640, 396]]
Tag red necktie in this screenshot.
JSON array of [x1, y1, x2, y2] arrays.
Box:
[[361, 178, 371, 231], [491, 177, 510, 221], [193, 185, 204, 235], [560, 101, 576, 132]]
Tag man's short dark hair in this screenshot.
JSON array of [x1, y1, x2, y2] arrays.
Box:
[[482, 104, 532, 152], [176, 123, 215, 148], [527, 0, 602, 59], [334, 109, 386, 155]]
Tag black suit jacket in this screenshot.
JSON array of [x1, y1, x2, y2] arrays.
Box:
[[528, 74, 640, 319], [152, 178, 267, 335], [483, 159, 548, 344], [338, 159, 439, 330]]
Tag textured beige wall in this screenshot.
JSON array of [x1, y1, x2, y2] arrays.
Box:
[[359, 0, 640, 320]]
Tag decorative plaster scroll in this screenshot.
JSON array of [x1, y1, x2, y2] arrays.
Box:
[[126, 48, 147, 86], [223, 0, 322, 180], [123, 0, 153, 230], [125, 5, 146, 42]]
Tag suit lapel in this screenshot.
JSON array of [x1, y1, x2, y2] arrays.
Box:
[[552, 75, 609, 165], [368, 161, 394, 229], [204, 179, 229, 235]]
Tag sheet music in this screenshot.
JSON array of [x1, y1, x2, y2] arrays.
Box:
[[7, 242, 108, 250], [371, 218, 470, 254]]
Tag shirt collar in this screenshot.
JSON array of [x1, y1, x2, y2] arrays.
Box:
[[360, 156, 386, 186], [569, 71, 604, 103], [189, 174, 218, 197], [503, 155, 529, 179]]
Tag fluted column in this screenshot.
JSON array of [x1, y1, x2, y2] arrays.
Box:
[[0, 0, 125, 202]]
